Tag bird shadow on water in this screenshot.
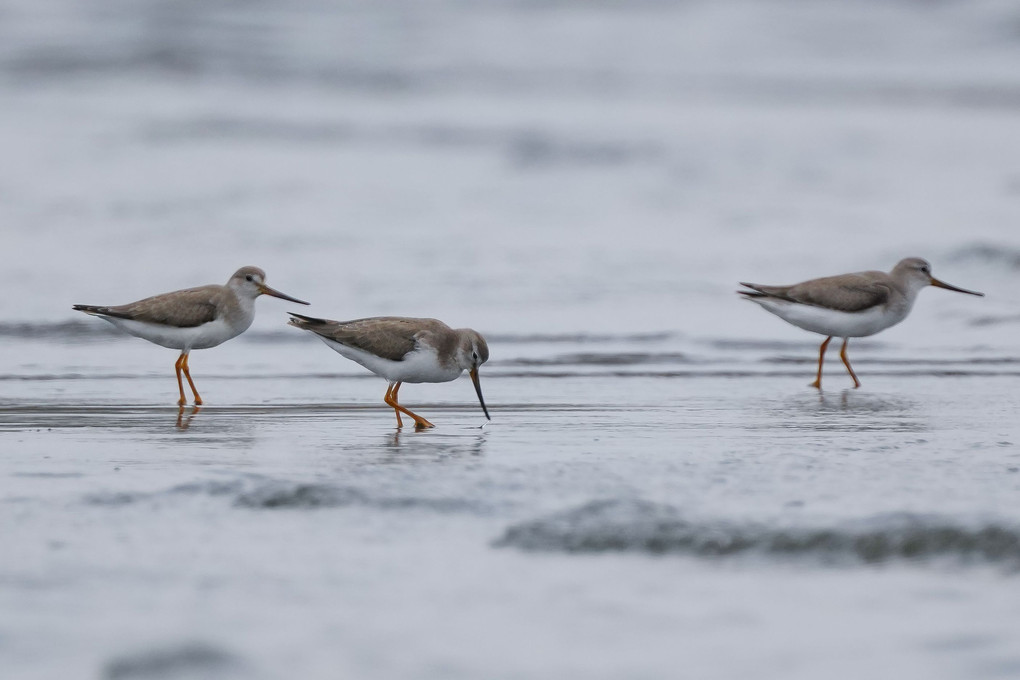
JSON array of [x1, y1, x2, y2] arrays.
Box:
[[753, 389, 926, 433]]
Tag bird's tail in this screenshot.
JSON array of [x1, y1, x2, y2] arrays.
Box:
[[737, 283, 792, 300], [737, 283, 768, 299], [73, 304, 110, 316], [287, 312, 330, 329]]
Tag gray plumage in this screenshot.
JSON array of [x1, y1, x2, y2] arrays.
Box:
[[288, 314, 478, 368], [739, 272, 894, 313], [73, 284, 237, 328]]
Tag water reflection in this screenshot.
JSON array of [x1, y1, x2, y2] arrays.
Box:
[[175, 405, 201, 430], [159, 407, 258, 450], [378, 428, 487, 460], [815, 390, 917, 414], [0, 403, 261, 449], [753, 390, 925, 433]]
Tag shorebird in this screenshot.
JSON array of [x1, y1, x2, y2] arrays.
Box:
[[738, 257, 983, 389], [288, 313, 490, 429], [74, 266, 308, 405]]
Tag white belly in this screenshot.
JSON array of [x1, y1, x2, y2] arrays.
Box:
[[752, 298, 906, 338], [104, 316, 246, 351], [319, 337, 462, 384]]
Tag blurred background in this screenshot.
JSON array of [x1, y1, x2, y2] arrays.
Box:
[[2, 0, 1019, 348], [5, 5, 1020, 679]]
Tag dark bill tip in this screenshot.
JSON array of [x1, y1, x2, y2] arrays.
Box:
[[470, 367, 491, 421], [259, 284, 310, 305], [930, 277, 984, 297]]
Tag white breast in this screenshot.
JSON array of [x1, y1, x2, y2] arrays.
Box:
[[319, 337, 463, 384], [752, 298, 907, 338], [103, 316, 246, 351]]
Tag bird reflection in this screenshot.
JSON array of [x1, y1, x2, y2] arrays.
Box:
[[175, 405, 202, 430], [765, 390, 923, 433], [815, 389, 850, 409], [382, 429, 487, 458], [816, 390, 916, 415]]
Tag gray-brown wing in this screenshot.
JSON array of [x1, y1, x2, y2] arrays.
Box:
[[784, 273, 891, 312], [291, 315, 447, 362], [97, 285, 223, 327]]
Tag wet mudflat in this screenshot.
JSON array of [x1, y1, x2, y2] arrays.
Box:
[[4, 0, 1020, 677], [3, 360, 1020, 680]]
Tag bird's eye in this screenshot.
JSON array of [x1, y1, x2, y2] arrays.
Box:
[[472, 352, 478, 361], [245, 274, 254, 282]]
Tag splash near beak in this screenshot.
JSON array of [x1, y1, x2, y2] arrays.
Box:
[[258, 283, 310, 305], [930, 277, 984, 297], [470, 367, 491, 421]]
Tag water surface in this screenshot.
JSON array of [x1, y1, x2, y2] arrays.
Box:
[[3, 1, 1020, 678]]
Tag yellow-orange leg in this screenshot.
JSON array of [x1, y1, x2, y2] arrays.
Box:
[[174, 353, 188, 406], [385, 382, 403, 428], [174, 352, 203, 405], [182, 353, 203, 405], [383, 381, 435, 430], [839, 338, 861, 388], [809, 336, 833, 389]]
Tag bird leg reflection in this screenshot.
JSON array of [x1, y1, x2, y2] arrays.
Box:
[[176, 405, 202, 430]]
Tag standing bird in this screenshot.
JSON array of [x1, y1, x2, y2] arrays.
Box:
[[288, 313, 490, 429], [738, 257, 983, 389], [74, 266, 308, 405]]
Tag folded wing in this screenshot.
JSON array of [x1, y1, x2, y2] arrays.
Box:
[[740, 273, 891, 313], [288, 314, 427, 362]]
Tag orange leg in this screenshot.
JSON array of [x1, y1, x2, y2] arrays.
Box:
[[383, 381, 435, 430], [839, 338, 861, 389], [809, 336, 833, 390], [181, 353, 203, 405], [174, 353, 188, 406], [385, 383, 403, 428]]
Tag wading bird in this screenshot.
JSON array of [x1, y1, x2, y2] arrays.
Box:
[[74, 266, 308, 405], [739, 257, 983, 389], [288, 313, 490, 429]]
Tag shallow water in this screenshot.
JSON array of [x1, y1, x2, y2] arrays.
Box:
[[4, 1, 1020, 679], [5, 354, 1020, 679]]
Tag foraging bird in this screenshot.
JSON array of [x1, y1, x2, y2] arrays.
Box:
[[74, 266, 309, 405], [288, 313, 490, 429], [738, 257, 983, 389]]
